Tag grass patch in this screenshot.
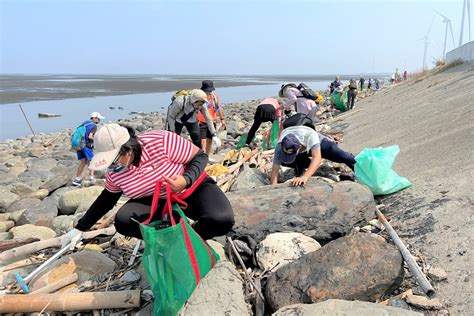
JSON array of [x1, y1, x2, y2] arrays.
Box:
[[435, 58, 464, 73]]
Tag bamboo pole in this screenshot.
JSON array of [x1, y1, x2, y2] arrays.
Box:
[[375, 207, 435, 296], [30, 273, 78, 294], [0, 290, 140, 313], [18, 104, 36, 136], [0, 227, 116, 262]]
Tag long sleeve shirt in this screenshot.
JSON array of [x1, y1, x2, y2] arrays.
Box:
[[167, 95, 216, 136], [282, 87, 318, 115]]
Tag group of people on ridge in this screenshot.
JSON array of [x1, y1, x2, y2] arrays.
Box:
[[64, 79, 356, 251]]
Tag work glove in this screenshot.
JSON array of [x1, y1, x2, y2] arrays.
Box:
[[212, 136, 222, 148], [61, 228, 83, 250]]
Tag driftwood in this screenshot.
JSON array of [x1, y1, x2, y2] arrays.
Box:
[[0, 290, 140, 313], [0, 238, 40, 252], [30, 273, 78, 294], [0, 227, 116, 262], [375, 206, 435, 296]]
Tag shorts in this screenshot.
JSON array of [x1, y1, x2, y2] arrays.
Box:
[[77, 146, 94, 161], [199, 123, 215, 140]]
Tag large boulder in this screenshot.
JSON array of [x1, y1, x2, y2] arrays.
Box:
[[39, 173, 70, 192], [256, 232, 321, 270], [179, 261, 251, 315], [16, 197, 58, 227], [273, 300, 422, 316], [227, 179, 375, 242], [29, 250, 117, 292], [6, 198, 42, 213], [25, 157, 58, 172], [59, 186, 103, 215], [265, 233, 404, 311], [230, 167, 270, 192], [10, 224, 56, 240], [51, 215, 75, 235]]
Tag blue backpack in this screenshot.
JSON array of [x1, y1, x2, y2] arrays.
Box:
[[70, 122, 94, 150]]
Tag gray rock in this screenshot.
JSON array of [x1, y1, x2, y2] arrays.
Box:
[[428, 267, 448, 282], [0, 190, 21, 212], [51, 215, 75, 235], [265, 233, 404, 311], [0, 172, 17, 186], [230, 167, 270, 192], [256, 232, 321, 270], [179, 261, 251, 315], [11, 182, 40, 196], [227, 179, 375, 243], [10, 224, 56, 240], [226, 121, 245, 138], [59, 186, 103, 215], [17, 197, 58, 227], [120, 270, 141, 283], [18, 170, 55, 182], [6, 198, 42, 213], [273, 300, 422, 315], [0, 231, 12, 241], [25, 157, 58, 172], [314, 163, 340, 182], [49, 186, 78, 206], [39, 173, 70, 192], [29, 250, 117, 291]]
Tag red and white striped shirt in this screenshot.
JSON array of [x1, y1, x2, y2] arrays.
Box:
[[105, 130, 194, 198]]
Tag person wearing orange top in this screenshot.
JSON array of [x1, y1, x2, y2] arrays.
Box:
[[197, 80, 226, 155]]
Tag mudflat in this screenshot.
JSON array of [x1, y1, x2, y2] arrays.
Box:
[[335, 63, 474, 314]]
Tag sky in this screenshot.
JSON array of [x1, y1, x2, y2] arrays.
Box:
[[0, 0, 471, 75]]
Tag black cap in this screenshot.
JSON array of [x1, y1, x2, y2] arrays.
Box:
[[200, 80, 215, 92]]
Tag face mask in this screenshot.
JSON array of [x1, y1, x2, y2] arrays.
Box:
[[110, 164, 126, 173]]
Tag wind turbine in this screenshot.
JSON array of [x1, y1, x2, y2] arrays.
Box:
[[419, 17, 435, 70], [435, 10, 456, 59], [459, 0, 472, 46]]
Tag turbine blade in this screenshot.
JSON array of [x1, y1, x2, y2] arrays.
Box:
[[434, 9, 449, 21], [427, 15, 436, 36]]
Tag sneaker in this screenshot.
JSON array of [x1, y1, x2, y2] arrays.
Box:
[[72, 177, 82, 186], [88, 176, 96, 184]]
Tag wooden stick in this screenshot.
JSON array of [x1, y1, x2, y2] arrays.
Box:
[[18, 104, 36, 136], [0, 238, 40, 252], [375, 207, 435, 296], [0, 290, 140, 313], [0, 227, 116, 262], [226, 237, 265, 301], [226, 149, 258, 174], [30, 273, 78, 294]]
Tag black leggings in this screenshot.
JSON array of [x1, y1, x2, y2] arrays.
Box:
[[175, 121, 201, 147], [282, 138, 356, 175], [246, 104, 275, 145], [114, 177, 235, 240]]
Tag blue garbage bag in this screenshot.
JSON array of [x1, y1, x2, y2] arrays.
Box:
[[354, 145, 412, 195]]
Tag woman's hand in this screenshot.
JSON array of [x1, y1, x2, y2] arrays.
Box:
[[163, 175, 188, 192], [291, 175, 309, 187]]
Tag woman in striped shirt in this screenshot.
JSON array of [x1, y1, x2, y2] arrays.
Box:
[[62, 123, 234, 248]]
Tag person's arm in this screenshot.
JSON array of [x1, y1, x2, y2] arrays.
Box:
[[167, 100, 182, 132], [200, 105, 216, 136], [75, 189, 122, 231], [88, 125, 97, 141], [163, 146, 208, 192], [291, 147, 322, 186], [215, 94, 225, 125], [270, 164, 280, 185]]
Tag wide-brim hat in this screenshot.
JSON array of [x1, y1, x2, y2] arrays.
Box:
[[278, 82, 297, 97], [200, 80, 215, 92], [89, 123, 130, 171], [280, 133, 302, 164]]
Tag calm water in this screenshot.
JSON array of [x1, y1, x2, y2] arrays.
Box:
[[0, 81, 329, 140]]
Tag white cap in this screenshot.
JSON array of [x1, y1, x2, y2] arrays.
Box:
[[190, 89, 208, 104], [90, 112, 105, 119], [89, 124, 130, 171]]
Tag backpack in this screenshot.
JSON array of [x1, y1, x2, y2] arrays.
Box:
[[349, 79, 357, 89], [170, 89, 190, 102], [70, 122, 94, 151], [296, 83, 317, 101], [282, 113, 315, 130]]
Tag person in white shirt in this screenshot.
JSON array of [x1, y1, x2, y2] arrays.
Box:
[[271, 126, 356, 186]]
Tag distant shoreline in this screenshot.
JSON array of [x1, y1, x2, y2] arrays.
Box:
[[0, 74, 387, 104]]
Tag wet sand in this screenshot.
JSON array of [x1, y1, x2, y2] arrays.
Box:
[[0, 74, 340, 104]]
